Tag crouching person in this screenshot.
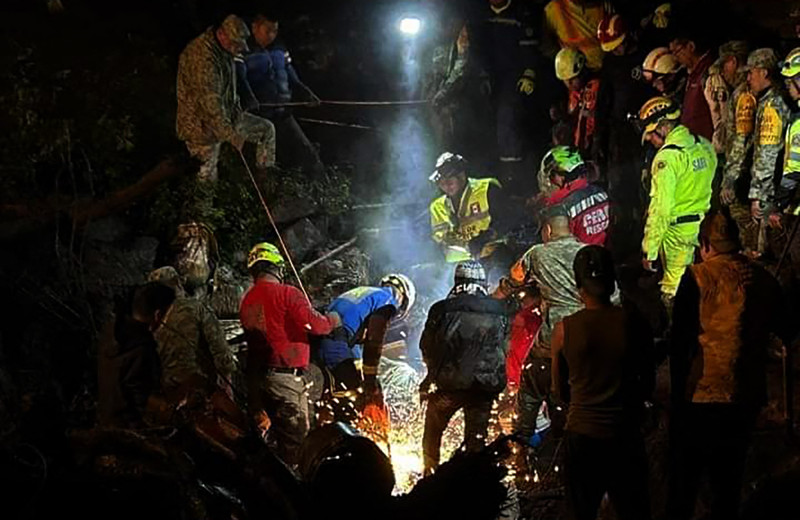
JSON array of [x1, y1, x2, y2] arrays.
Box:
[[552, 245, 654, 520], [420, 260, 509, 476]]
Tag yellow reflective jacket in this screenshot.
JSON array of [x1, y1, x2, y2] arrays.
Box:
[[784, 115, 800, 175], [643, 125, 717, 260], [430, 178, 501, 261]]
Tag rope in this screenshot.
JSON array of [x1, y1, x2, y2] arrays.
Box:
[[236, 149, 311, 304], [259, 99, 429, 108], [296, 117, 373, 130]]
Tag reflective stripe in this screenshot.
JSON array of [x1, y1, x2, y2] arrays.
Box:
[[499, 156, 523, 162]]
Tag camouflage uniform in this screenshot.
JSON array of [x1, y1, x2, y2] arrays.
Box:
[[153, 297, 236, 399], [749, 85, 790, 216], [722, 79, 757, 250], [511, 235, 585, 353], [176, 27, 276, 182]]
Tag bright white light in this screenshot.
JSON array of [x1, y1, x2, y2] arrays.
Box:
[[399, 17, 421, 35]]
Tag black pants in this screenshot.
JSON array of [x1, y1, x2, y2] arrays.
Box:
[[564, 430, 652, 520], [515, 355, 552, 438], [667, 403, 757, 520], [422, 389, 497, 472], [260, 111, 324, 176]]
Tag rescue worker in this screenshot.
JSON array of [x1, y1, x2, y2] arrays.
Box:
[[745, 48, 791, 243], [424, 22, 490, 154], [543, 0, 606, 71], [239, 242, 339, 466], [429, 152, 508, 264], [669, 34, 716, 141], [719, 43, 758, 252], [132, 281, 236, 410], [595, 14, 654, 223], [476, 0, 550, 187], [669, 210, 791, 520], [176, 14, 276, 183], [779, 48, 800, 212], [316, 274, 416, 421], [237, 12, 325, 177], [642, 47, 686, 101], [499, 207, 587, 444], [775, 48, 800, 297], [639, 96, 717, 304], [539, 146, 610, 245], [706, 41, 749, 155], [555, 48, 601, 157], [420, 260, 508, 476]]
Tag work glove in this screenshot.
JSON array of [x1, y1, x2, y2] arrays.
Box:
[[517, 69, 536, 96], [325, 310, 342, 329], [468, 229, 495, 258], [418, 377, 433, 403]]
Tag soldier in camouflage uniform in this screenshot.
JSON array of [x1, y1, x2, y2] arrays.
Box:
[[718, 42, 759, 252], [502, 208, 586, 441], [176, 15, 276, 182], [133, 282, 236, 405], [744, 49, 791, 254]]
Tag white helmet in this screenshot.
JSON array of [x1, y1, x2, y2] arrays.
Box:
[[380, 273, 416, 320], [429, 152, 467, 182]]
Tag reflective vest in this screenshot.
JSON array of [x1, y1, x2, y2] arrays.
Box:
[[430, 177, 501, 262], [643, 125, 717, 259], [544, 0, 604, 70], [784, 115, 800, 175]]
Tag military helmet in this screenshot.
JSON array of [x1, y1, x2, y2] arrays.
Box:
[[597, 14, 627, 53], [555, 48, 586, 81], [429, 152, 467, 182], [540, 146, 585, 181], [247, 242, 285, 269], [642, 47, 680, 76], [781, 48, 800, 78], [380, 273, 416, 320], [638, 96, 681, 142], [454, 260, 487, 286]]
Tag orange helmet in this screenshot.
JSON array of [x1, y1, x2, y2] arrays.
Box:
[[597, 14, 627, 52]]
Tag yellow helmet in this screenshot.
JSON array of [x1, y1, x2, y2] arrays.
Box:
[[555, 48, 586, 80], [638, 96, 681, 143], [247, 242, 285, 269]]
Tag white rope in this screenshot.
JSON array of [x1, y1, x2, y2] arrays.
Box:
[[236, 149, 311, 305]]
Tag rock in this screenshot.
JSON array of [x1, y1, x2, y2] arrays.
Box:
[[304, 245, 369, 305], [83, 215, 130, 243], [271, 196, 319, 225], [82, 236, 159, 294], [283, 218, 326, 262], [210, 264, 250, 319]]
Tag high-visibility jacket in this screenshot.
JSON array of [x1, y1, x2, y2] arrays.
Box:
[[784, 114, 800, 176], [643, 125, 717, 260], [544, 0, 604, 70], [430, 177, 501, 262]]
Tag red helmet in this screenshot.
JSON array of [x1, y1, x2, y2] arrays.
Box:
[[597, 14, 627, 52]]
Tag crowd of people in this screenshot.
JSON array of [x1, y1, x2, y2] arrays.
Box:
[[96, 2, 800, 520]]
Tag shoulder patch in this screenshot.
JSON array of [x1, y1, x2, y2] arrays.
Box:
[[758, 105, 784, 146], [656, 160, 667, 170], [736, 91, 756, 136]]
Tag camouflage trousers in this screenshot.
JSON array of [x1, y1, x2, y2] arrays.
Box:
[[185, 113, 276, 182], [727, 201, 760, 253], [250, 370, 310, 467]]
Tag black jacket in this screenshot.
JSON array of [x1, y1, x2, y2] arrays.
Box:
[[420, 293, 509, 393]]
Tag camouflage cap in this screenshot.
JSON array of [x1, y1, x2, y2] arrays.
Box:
[[712, 40, 749, 70], [220, 14, 250, 51], [148, 266, 185, 296], [742, 48, 779, 72]]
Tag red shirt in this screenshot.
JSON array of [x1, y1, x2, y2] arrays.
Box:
[[240, 280, 335, 369], [506, 306, 543, 386], [680, 52, 714, 141], [545, 177, 610, 245]]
